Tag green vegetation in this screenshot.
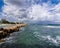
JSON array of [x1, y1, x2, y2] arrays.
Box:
[[0, 19, 10, 24], [0, 19, 20, 24]]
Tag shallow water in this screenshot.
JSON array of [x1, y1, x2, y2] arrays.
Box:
[[0, 24, 60, 48]]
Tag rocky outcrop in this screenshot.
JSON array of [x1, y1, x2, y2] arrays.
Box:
[[0, 31, 9, 39], [0, 24, 26, 39]]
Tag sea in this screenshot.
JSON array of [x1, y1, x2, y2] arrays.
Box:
[[0, 24, 60, 48]]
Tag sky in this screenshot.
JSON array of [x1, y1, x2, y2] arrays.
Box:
[[0, 0, 4, 12], [0, 0, 60, 23]]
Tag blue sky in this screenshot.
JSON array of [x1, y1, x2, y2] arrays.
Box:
[[0, 0, 4, 12], [0, 0, 60, 23], [33, 0, 60, 4], [0, 0, 60, 11]]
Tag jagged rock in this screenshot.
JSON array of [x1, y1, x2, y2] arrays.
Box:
[[0, 24, 26, 39]]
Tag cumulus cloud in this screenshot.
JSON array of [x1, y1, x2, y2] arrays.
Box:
[[2, 0, 28, 22], [2, 0, 60, 23], [28, 2, 60, 23], [28, 4, 52, 21], [4, 0, 32, 7]]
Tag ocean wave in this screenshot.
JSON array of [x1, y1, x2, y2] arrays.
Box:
[[40, 35, 60, 45], [33, 32, 60, 46], [2, 36, 17, 44], [43, 26, 60, 28], [0, 37, 14, 45]]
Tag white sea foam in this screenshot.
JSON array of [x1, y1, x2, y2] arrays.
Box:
[[3, 36, 16, 43], [43, 26, 60, 28], [0, 37, 14, 44], [4, 37, 13, 40], [41, 35, 60, 45], [33, 31, 60, 45]]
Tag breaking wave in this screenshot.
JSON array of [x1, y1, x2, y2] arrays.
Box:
[[43, 26, 60, 28]]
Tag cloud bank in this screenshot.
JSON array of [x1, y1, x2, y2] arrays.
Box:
[[2, 0, 60, 23]]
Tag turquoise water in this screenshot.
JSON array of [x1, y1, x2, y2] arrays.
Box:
[[0, 24, 60, 48]]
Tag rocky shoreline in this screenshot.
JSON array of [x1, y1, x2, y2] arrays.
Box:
[[0, 24, 26, 40]]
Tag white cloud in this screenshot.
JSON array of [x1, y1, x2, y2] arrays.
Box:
[[28, 2, 60, 23], [28, 4, 52, 21], [2, 1, 28, 22], [51, 3, 60, 22], [2, 0, 60, 23], [4, 0, 32, 7]]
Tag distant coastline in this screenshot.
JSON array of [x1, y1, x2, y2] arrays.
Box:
[[0, 19, 24, 24]]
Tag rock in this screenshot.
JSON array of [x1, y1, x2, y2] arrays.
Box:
[[0, 31, 8, 39], [0, 28, 3, 31], [0, 24, 26, 39]]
